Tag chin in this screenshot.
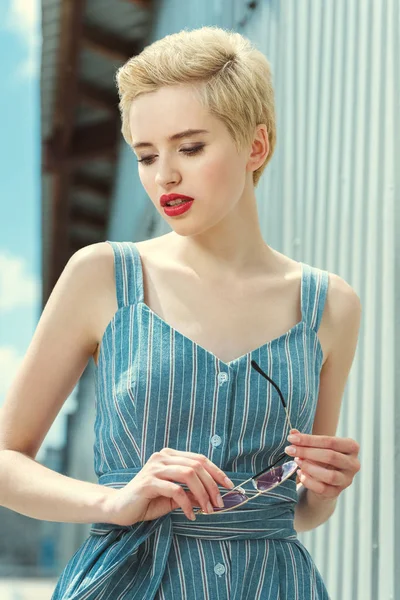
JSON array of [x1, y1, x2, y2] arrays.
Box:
[[166, 220, 220, 239], [165, 223, 201, 237]]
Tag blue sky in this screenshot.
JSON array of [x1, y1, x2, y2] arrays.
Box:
[[0, 0, 75, 462]]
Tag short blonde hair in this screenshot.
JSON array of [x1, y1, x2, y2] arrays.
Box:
[[116, 25, 276, 187]]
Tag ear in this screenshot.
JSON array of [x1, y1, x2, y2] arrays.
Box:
[[246, 124, 269, 171]]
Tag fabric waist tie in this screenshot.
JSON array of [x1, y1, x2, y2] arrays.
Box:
[[83, 468, 299, 600], [90, 467, 298, 542]]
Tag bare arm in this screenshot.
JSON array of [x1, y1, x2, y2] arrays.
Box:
[[0, 242, 117, 524], [294, 273, 362, 533], [0, 450, 115, 523]]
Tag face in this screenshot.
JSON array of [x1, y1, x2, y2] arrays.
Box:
[[128, 84, 257, 237]]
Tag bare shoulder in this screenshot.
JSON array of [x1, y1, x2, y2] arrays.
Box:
[[90, 238, 165, 364], [44, 240, 119, 355], [78, 237, 159, 272], [70, 241, 116, 308], [72, 240, 114, 268], [324, 271, 362, 353], [89, 236, 164, 295], [326, 271, 362, 325]]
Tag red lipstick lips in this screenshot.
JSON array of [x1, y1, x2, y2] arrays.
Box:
[[160, 193, 195, 207], [160, 194, 195, 217]]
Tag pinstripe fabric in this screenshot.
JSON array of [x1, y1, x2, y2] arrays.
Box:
[[51, 240, 330, 599]]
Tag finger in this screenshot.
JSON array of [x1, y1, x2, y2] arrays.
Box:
[[287, 433, 359, 455], [295, 455, 359, 475], [160, 454, 228, 509], [285, 445, 355, 470], [159, 448, 234, 489], [186, 489, 206, 509], [155, 463, 219, 514], [297, 469, 341, 498], [296, 459, 347, 487], [153, 480, 196, 521]]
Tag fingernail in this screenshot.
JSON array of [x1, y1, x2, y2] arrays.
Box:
[[287, 434, 300, 443], [224, 476, 234, 488], [217, 494, 224, 507], [206, 501, 214, 513], [285, 445, 296, 454]]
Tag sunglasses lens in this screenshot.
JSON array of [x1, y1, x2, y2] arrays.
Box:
[[211, 462, 298, 512], [256, 461, 298, 492], [214, 490, 247, 511]]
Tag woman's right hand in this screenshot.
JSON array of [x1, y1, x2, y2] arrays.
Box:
[[104, 448, 235, 525]]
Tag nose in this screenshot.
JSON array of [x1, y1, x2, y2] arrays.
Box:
[[155, 157, 181, 188]]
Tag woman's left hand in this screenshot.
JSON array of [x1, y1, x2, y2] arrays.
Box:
[[284, 428, 361, 499]]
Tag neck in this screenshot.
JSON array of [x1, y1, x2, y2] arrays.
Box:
[[166, 194, 281, 279]]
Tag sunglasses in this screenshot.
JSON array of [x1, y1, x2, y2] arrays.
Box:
[[193, 359, 299, 516]]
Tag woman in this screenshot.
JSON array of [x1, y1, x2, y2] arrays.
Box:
[[0, 26, 361, 599]]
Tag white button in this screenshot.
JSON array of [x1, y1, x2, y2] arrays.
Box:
[[214, 563, 226, 576], [218, 372, 228, 385], [211, 434, 222, 447]]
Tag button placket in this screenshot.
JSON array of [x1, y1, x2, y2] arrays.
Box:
[[209, 365, 233, 464]]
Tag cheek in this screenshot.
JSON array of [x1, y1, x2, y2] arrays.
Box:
[[138, 170, 155, 197], [200, 154, 243, 191]]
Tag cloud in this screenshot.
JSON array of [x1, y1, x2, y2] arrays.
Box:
[[5, 0, 41, 79], [0, 251, 41, 312]]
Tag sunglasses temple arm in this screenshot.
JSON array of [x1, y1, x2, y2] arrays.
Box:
[[251, 361, 295, 432], [264, 376, 294, 431]]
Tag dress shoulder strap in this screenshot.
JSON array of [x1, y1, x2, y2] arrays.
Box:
[[300, 262, 329, 333], [105, 241, 144, 309]]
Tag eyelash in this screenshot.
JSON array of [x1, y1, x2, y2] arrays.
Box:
[[137, 145, 205, 166]]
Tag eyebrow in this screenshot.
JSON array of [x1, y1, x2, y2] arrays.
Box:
[[132, 129, 210, 150]]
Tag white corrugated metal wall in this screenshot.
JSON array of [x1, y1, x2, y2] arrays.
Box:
[[235, 3, 396, 599], [73, 0, 398, 597]]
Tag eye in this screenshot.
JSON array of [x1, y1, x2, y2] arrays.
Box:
[[137, 144, 205, 166]]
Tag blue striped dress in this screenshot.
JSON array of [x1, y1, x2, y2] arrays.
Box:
[[51, 240, 330, 599]]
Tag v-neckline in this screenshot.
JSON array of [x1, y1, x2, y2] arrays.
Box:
[[133, 242, 306, 368], [139, 300, 306, 368]]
